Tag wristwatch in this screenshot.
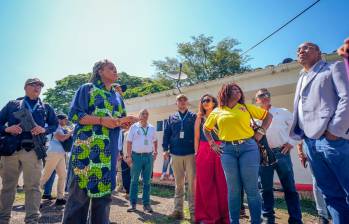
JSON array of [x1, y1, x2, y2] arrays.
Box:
[[256, 127, 266, 135]]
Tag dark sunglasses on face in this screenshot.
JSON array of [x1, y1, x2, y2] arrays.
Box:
[[201, 98, 212, 103], [256, 92, 271, 98]]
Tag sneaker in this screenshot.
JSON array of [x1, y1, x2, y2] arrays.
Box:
[[318, 216, 330, 224], [160, 174, 166, 181], [169, 211, 184, 220], [169, 175, 175, 181], [42, 195, 56, 200], [143, 204, 153, 213], [127, 204, 137, 212], [55, 198, 66, 206]]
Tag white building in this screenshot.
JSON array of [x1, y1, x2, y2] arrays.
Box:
[[124, 53, 340, 191]]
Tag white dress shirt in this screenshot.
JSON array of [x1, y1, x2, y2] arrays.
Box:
[[127, 122, 157, 153], [265, 107, 297, 149], [297, 61, 321, 131]]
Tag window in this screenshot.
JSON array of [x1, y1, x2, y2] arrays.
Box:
[[156, 120, 163, 131]]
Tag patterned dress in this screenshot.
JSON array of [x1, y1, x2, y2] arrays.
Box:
[[69, 80, 126, 198]]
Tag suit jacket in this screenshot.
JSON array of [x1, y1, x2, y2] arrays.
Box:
[[290, 60, 349, 140]]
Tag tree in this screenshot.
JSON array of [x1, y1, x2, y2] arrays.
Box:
[[152, 34, 249, 85], [43, 72, 172, 114]]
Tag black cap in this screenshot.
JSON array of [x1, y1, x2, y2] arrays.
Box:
[[57, 114, 68, 120]]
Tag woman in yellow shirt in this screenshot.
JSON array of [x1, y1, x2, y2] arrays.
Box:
[[204, 82, 272, 224]]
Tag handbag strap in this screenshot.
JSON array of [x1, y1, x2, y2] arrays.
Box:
[[243, 104, 259, 129]]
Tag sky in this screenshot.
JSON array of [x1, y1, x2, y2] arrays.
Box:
[[0, 0, 348, 107]]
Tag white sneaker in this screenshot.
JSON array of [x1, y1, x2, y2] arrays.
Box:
[[160, 174, 166, 180]]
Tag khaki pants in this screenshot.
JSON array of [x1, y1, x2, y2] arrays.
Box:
[[40, 152, 67, 199], [0, 150, 43, 224], [171, 154, 195, 216]]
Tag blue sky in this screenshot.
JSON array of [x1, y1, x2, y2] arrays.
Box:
[[0, 0, 348, 107]]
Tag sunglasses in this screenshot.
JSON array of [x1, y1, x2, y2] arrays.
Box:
[[201, 98, 212, 103], [256, 92, 271, 98]]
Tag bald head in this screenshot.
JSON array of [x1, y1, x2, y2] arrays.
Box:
[[297, 42, 322, 71]]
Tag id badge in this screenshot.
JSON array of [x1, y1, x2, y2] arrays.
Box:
[[179, 131, 184, 139], [144, 139, 149, 145]]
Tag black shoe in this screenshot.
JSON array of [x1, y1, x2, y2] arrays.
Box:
[[143, 205, 153, 213], [42, 195, 56, 200], [55, 198, 66, 206], [318, 216, 329, 224], [127, 204, 136, 212]]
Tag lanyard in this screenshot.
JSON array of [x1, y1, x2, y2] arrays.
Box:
[[177, 111, 189, 131], [140, 126, 149, 136], [24, 99, 40, 113]]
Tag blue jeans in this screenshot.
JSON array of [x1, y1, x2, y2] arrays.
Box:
[[43, 170, 56, 196], [220, 139, 261, 224], [259, 148, 302, 224], [129, 152, 153, 206], [304, 136, 349, 224], [312, 176, 329, 219], [162, 155, 173, 175]]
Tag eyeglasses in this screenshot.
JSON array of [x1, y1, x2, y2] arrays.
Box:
[[297, 45, 316, 53], [27, 83, 43, 88], [256, 92, 271, 98], [201, 98, 212, 103]]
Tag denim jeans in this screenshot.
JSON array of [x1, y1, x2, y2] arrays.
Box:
[[259, 148, 302, 224], [312, 176, 329, 219], [43, 170, 56, 196], [129, 152, 153, 206], [63, 176, 111, 224], [220, 139, 261, 224], [304, 136, 349, 224], [162, 155, 173, 175]]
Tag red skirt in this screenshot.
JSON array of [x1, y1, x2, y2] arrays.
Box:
[[195, 141, 229, 224]]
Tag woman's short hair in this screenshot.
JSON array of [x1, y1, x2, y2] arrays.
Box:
[[217, 82, 245, 107]]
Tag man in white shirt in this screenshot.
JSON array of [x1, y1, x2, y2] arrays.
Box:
[[255, 89, 302, 224], [126, 109, 158, 213]]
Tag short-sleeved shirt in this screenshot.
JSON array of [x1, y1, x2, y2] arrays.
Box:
[[204, 103, 267, 141], [69, 80, 126, 198], [47, 125, 66, 153], [127, 122, 157, 153]]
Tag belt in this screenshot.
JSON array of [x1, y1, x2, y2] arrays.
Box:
[[132, 151, 152, 155], [222, 138, 250, 145]]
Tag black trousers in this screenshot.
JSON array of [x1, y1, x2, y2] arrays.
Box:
[[63, 176, 111, 224], [121, 160, 131, 194]]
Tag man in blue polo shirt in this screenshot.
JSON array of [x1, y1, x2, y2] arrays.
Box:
[[0, 78, 58, 224], [163, 94, 196, 221]]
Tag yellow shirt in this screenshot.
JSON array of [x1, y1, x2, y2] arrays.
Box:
[[204, 103, 267, 141]]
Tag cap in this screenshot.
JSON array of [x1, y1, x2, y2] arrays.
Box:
[[255, 88, 271, 98], [113, 83, 128, 93], [176, 94, 188, 101], [57, 114, 68, 120], [24, 78, 44, 88]]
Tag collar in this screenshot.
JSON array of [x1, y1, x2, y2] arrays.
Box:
[[93, 79, 114, 93], [300, 60, 323, 75], [178, 110, 188, 115], [136, 122, 149, 128], [24, 96, 39, 103]]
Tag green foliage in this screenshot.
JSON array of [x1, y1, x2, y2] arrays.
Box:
[[153, 34, 250, 85], [43, 73, 90, 114], [43, 72, 172, 113]]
